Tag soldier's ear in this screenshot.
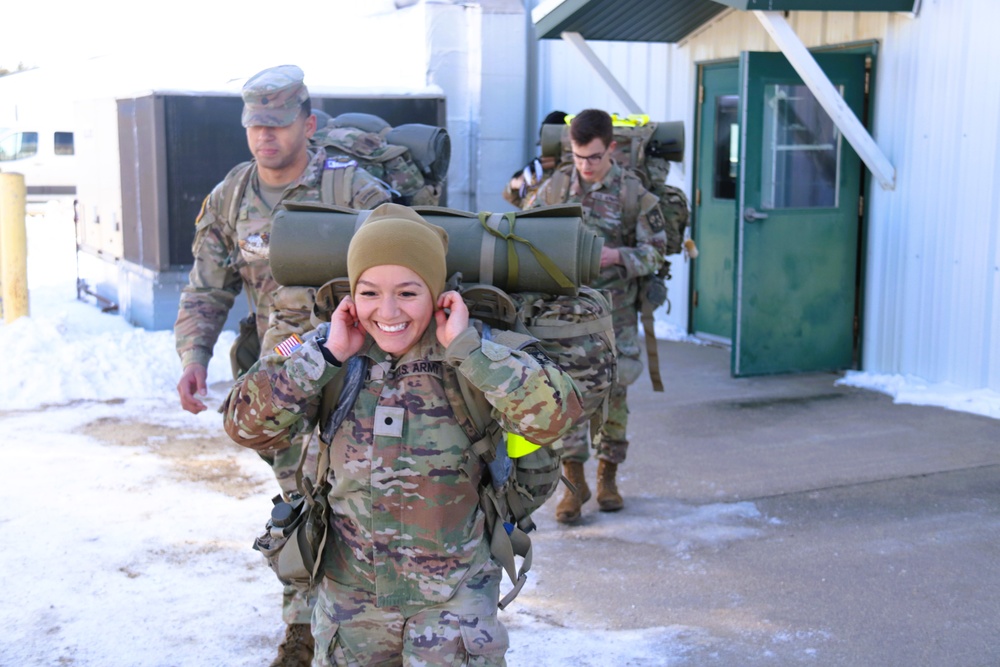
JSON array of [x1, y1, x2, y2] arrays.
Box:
[[305, 113, 317, 139]]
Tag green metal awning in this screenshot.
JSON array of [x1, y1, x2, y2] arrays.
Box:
[[717, 0, 917, 10], [532, 0, 920, 43]]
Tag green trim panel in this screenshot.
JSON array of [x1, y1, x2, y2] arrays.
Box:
[[533, 0, 726, 43]]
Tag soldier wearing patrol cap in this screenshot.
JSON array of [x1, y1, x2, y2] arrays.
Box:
[[173, 64, 392, 667]]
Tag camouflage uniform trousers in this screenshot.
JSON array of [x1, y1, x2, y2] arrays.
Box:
[[561, 308, 641, 466], [311, 561, 508, 666]]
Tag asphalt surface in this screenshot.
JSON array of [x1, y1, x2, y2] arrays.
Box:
[[521, 339, 1000, 666]]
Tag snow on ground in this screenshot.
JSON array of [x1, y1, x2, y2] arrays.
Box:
[[1, 202, 997, 666]]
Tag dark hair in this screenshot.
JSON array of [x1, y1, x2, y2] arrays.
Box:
[[542, 110, 567, 126], [569, 109, 613, 148], [300, 97, 312, 120]]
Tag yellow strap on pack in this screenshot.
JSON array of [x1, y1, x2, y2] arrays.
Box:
[[564, 113, 650, 128], [610, 113, 650, 127], [507, 432, 541, 458]]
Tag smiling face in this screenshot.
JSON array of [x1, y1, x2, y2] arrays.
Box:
[[353, 264, 435, 357]]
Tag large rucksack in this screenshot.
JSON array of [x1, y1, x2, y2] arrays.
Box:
[[312, 112, 450, 207], [263, 204, 617, 607], [537, 114, 692, 392]]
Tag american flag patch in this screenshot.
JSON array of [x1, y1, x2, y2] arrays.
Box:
[[273, 334, 303, 357]]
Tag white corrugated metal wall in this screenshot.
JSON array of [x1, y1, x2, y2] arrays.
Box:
[[868, 0, 1000, 391], [533, 0, 1000, 393]]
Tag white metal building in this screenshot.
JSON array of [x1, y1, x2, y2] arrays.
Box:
[[524, 0, 1000, 394]]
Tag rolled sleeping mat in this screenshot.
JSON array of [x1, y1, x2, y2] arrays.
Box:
[[384, 124, 451, 182], [330, 112, 391, 134], [312, 109, 333, 130], [539, 123, 566, 161], [269, 203, 602, 295], [540, 119, 685, 164]]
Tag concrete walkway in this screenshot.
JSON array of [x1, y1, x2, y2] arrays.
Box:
[[522, 339, 1000, 666]]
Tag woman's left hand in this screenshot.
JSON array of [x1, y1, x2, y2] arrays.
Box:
[[435, 290, 469, 349]]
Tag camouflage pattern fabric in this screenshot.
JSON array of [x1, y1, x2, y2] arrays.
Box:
[[313, 125, 427, 204], [312, 560, 507, 666], [562, 385, 629, 465], [509, 288, 616, 445], [221, 321, 582, 650], [644, 156, 690, 257], [174, 148, 390, 625], [241, 64, 309, 128], [261, 285, 319, 356], [174, 148, 390, 372], [529, 161, 666, 461]]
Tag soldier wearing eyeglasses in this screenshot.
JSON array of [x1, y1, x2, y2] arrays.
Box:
[[528, 108, 668, 524]]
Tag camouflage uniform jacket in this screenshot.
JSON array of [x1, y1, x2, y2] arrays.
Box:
[[174, 149, 391, 369], [530, 161, 667, 315], [222, 322, 583, 612]]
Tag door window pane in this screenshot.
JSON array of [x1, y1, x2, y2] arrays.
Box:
[[713, 95, 739, 200], [761, 84, 840, 208]]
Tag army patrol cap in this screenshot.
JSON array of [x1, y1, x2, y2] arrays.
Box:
[[241, 64, 309, 128]]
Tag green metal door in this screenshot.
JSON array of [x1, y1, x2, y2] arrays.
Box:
[[692, 63, 740, 342], [734, 51, 866, 376]]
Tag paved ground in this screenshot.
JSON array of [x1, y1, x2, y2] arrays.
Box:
[[521, 339, 1000, 666]]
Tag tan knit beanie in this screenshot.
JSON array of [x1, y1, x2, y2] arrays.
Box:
[[347, 203, 449, 300]]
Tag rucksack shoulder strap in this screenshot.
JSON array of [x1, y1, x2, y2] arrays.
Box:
[[442, 344, 536, 610], [320, 156, 358, 207], [220, 161, 254, 235], [542, 166, 573, 206], [621, 168, 642, 229]]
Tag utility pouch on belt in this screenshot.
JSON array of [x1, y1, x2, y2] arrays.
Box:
[[229, 313, 260, 380], [253, 480, 330, 591], [252, 354, 368, 590]]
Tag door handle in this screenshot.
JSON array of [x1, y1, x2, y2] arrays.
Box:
[[744, 207, 769, 222]]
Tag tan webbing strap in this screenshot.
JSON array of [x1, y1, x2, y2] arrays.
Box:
[[320, 157, 358, 207], [448, 363, 534, 610], [336, 163, 354, 207], [320, 168, 334, 205], [221, 162, 254, 236], [525, 313, 612, 339], [479, 213, 500, 287], [641, 302, 664, 392], [621, 170, 664, 392]]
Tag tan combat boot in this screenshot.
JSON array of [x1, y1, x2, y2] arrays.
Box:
[[555, 460, 591, 524], [269, 622, 314, 667], [596, 459, 624, 512]]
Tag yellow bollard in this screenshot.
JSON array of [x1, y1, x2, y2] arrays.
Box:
[[1, 172, 30, 322]]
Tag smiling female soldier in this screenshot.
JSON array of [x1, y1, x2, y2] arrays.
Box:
[[222, 203, 583, 666]]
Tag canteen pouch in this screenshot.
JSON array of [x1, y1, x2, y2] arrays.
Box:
[[253, 487, 330, 591]]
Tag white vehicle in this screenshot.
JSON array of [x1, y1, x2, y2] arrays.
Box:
[[0, 126, 77, 202]]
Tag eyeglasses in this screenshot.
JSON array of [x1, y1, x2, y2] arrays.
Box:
[[572, 151, 606, 166]]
